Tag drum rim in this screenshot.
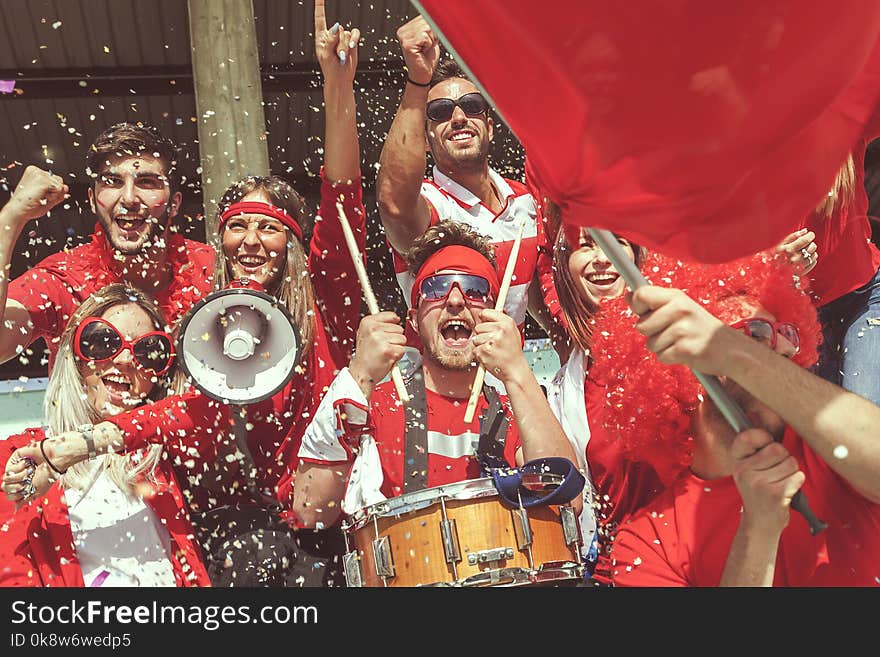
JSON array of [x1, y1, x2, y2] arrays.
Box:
[[344, 477, 498, 531]]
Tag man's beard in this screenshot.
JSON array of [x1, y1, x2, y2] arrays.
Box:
[[100, 210, 170, 256], [429, 136, 490, 175], [422, 340, 475, 372]]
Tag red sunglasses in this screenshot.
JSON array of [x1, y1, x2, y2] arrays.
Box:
[[74, 317, 175, 375], [730, 317, 800, 357]]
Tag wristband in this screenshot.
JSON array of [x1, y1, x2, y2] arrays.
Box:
[[406, 76, 431, 88], [79, 424, 97, 461], [40, 438, 67, 476]]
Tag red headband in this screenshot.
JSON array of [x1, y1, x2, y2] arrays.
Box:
[[411, 245, 501, 308], [219, 201, 303, 241]]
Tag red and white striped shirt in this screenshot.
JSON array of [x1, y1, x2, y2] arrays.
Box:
[[393, 166, 539, 331]]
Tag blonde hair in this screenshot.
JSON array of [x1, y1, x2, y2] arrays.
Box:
[[817, 153, 856, 219], [47, 284, 171, 495], [213, 176, 316, 356]]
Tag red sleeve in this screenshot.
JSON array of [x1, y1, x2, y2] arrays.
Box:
[[103, 392, 228, 467], [7, 268, 74, 344], [311, 168, 367, 366]]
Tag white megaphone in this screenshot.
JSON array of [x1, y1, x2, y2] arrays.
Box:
[[176, 279, 301, 405]]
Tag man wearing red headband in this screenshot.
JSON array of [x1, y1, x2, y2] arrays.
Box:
[[292, 221, 579, 528], [591, 252, 880, 586], [0, 122, 214, 370]]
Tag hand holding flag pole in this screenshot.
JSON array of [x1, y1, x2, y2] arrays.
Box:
[[588, 227, 828, 535]]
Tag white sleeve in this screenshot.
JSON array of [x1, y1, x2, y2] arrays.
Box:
[[298, 367, 370, 463]]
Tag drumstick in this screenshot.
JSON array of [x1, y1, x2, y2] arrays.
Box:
[[336, 201, 410, 404], [463, 219, 526, 423]]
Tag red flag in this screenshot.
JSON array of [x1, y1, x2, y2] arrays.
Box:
[[415, 1, 880, 262]]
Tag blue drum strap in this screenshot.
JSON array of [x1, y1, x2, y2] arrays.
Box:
[[403, 371, 429, 493], [491, 457, 585, 508]]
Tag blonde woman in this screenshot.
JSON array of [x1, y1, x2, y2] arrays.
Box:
[[0, 284, 209, 587]]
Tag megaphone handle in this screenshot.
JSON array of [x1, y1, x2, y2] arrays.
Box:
[[231, 405, 266, 502], [336, 201, 410, 403]]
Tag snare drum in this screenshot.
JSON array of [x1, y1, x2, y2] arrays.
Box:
[[341, 478, 583, 587]]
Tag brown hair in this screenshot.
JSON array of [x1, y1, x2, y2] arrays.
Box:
[[87, 122, 181, 193], [214, 175, 316, 354], [405, 220, 496, 276], [554, 226, 646, 353], [816, 153, 856, 219], [430, 59, 470, 88]]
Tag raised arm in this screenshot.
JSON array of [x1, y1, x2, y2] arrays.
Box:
[[631, 285, 880, 503], [0, 166, 68, 364], [315, 0, 360, 184], [310, 1, 367, 360], [376, 16, 438, 253]]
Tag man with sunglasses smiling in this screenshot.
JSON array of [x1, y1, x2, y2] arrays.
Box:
[[586, 252, 880, 587], [292, 221, 581, 529], [377, 16, 552, 347], [0, 122, 214, 371]]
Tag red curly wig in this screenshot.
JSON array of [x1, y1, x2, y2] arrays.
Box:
[[588, 250, 821, 468]]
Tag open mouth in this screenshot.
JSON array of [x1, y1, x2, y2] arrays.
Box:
[[448, 129, 477, 144], [440, 319, 473, 347], [586, 271, 621, 291], [101, 373, 139, 406], [236, 254, 268, 271], [114, 216, 148, 233]]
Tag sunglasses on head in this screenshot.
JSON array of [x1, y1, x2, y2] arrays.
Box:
[[730, 317, 800, 358], [419, 273, 492, 305], [426, 92, 490, 123], [74, 317, 175, 375]]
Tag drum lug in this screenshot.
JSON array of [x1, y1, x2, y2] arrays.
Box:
[[511, 507, 533, 550], [343, 551, 363, 588], [440, 519, 461, 564], [560, 505, 581, 547], [372, 536, 395, 579], [467, 547, 515, 565]]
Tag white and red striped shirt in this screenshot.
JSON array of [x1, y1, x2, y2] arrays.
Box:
[[298, 368, 522, 502], [393, 166, 539, 331]]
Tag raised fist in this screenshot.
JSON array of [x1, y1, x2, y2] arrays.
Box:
[[396, 16, 440, 86], [3, 165, 69, 225]]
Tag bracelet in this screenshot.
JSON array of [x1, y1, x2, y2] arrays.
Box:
[[78, 424, 97, 461], [406, 76, 431, 88], [40, 438, 67, 476]]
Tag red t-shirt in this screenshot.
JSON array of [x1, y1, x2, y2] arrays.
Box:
[[306, 379, 523, 497], [0, 428, 210, 587], [610, 427, 880, 587], [104, 173, 367, 514], [584, 373, 685, 584], [8, 229, 215, 368], [804, 136, 880, 306]]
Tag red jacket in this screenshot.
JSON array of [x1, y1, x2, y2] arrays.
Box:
[[0, 428, 211, 587]]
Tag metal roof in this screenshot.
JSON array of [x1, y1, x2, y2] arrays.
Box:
[[0, 0, 530, 379]]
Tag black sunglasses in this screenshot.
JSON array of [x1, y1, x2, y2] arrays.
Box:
[[426, 92, 490, 123]]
